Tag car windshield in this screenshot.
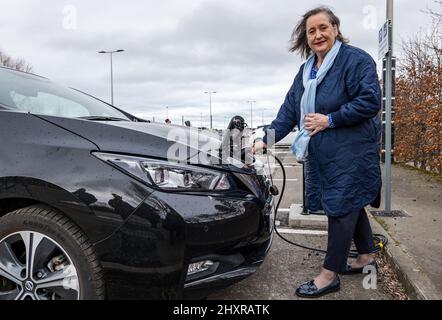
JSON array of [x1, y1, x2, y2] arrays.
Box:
[[0, 68, 130, 120]]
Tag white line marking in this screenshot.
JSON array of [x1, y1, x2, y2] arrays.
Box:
[[270, 165, 295, 168], [272, 179, 298, 182], [276, 228, 328, 236], [277, 208, 291, 212]]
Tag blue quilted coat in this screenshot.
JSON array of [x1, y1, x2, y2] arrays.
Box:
[[264, 44, 382, 217]]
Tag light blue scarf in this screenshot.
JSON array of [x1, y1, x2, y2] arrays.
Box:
[[291, 40, 342, 162]]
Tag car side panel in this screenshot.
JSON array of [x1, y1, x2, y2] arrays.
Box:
[[0, 111, 152, 242], [95, 199, 187, 300]]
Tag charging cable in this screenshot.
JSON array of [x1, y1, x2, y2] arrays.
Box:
[[263, 149, 387, 258]]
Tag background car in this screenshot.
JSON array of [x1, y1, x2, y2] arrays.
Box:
[[0, 67, 273, 300], [251, 125, 298, 147]]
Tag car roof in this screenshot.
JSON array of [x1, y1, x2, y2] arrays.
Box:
[[0, 66, 49, 81]]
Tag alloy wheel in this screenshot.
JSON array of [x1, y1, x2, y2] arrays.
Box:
[[0, 231, 80, 300]]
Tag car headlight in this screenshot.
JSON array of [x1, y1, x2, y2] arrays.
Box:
[[92, 152, 232, 191]]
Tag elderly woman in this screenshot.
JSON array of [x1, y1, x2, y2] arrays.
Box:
[[257, 6, 382, 298]]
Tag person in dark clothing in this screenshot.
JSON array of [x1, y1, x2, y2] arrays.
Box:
[[254, 6, 382, 298], [304, 155, 324, 214]]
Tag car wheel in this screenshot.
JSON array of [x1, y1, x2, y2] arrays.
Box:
[[0, 205, 105, 300]]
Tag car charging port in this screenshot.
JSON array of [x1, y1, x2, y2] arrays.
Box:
[[269, 185, 279, 196]]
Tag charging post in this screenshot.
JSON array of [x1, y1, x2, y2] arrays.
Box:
[[379, 0, 395, 214], [302, 164, 308, 215]]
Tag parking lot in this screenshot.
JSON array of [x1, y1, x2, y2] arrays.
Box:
[[208, 148, 392, 300]]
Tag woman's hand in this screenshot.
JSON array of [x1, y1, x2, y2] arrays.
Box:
[[305, 113, 329, 137], [252, 141, 267, 154]]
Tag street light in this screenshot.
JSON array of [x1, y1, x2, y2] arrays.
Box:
[[204, 91, 217, 129], [247, 100, 256, 128], [98, 49, 125, 105]]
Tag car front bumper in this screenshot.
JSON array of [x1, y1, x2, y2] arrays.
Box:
[[94, 176, 273, 300]]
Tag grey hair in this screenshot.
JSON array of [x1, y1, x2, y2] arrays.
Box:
[[289, 6, 349, 58]]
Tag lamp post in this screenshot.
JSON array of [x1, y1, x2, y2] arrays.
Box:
[[247, 100, 256, 128], [98, 49, 125, 105], [384, 0, 394, 213], [204, 91, 216, 129]]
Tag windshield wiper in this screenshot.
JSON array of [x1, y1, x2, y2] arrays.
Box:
[[78, 116, 129, 122]]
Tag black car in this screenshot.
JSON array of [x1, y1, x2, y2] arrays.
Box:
[[0, 67, 273, 300]]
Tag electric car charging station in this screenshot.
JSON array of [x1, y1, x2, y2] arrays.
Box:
[[2, 0, 441, 306]]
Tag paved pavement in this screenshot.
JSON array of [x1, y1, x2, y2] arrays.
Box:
[[373, 164, 442, 298]]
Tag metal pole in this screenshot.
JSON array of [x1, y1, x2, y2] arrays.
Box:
[[210, 93, 213, 129], [110, 52, 114, 105], [205, 91, 216, 129], [99, 50, 124, 106], [250, 101, 253, 129], [387, 0, 394, 54], [247, 100, 256, 128], [385, 0, 394, 213], [302, 163, 308, 214]]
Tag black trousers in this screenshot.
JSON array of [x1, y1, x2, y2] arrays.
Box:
[[323, 208, 375, 273]]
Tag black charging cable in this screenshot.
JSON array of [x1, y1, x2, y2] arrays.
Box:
[[264, 149, 388, 258]]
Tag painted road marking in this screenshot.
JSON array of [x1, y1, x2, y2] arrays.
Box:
[[276, 228, 328, 236], [270, 165, 296, 168]]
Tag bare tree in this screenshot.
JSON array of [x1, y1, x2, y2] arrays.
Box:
[[423, 0, 442, 19], [395, 2, 441, 173], [0, 49, 33, 72]]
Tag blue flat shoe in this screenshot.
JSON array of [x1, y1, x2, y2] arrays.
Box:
[[342, 260, 377, 275], [295, 276, 340, 298]]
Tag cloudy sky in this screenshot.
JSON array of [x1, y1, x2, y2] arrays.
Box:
[[0, 0, 439, 128]]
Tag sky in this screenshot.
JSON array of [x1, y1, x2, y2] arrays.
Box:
[[0, 0, 439, 128]]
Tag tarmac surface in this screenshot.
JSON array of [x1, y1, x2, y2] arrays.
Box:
[[208, 232, 391, 300]]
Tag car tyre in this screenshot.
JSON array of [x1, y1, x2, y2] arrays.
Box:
[[0, 205, 105, 300]]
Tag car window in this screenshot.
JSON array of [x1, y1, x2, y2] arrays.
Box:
[[10, 91, 90, 118], [0, 68, 130, 120]]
